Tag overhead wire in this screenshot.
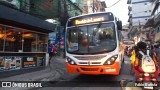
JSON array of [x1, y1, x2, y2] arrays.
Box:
[[106, 0, 121, 8]]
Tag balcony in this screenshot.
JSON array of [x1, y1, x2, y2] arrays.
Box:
[[154, 12, 160, 26], [151, 0, 160, 15], [127, 0, 131, 4], [144, 16, 154, 28], [128, 6, 132, 11], [128, 18, 132, 23], [128, 11, 132, 15], [129, 14, 132, 18]]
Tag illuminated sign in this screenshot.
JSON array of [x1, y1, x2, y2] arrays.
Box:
[[75, 17, 105, 25]]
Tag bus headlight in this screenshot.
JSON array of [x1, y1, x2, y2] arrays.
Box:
[[66, 57, 77, 65], [104, 55, 118, 65]]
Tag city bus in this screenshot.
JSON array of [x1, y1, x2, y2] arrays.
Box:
[[65, 12, 124, 75]]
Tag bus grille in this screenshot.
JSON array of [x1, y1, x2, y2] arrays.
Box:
[[74, 55, 106, 60], [80, 67, 99, 71], [79, 62, 101, 65]]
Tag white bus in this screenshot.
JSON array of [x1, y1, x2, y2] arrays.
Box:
[[65, 12, 124, 75]]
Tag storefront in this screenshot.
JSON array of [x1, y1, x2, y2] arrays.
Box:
[[0, 5, 56, 72]]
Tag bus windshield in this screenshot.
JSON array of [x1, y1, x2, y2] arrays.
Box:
[[66, 22, 117, 54]]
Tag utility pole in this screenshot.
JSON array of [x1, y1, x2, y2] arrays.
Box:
[[138, 20, 142, 41], [92, 0, 95, 13], [139, 20, 141, 32]]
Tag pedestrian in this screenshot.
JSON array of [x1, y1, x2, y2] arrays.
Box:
[[52, 43, 57, 57], [48, 40, 53, 64], [154, 44, 160, 73]]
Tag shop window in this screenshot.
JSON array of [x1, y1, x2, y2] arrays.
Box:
[[0, 25, 5, 51], [23, 31, 37, 52], [0, 25, 48, 52], [37, 34, 48, 52], [5, 27, 23, 52]]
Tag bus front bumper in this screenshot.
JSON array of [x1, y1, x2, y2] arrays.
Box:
[[66, 62, 120, 75]]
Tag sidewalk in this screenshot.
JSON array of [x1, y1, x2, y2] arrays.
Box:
[[0, 57, 66, 90]]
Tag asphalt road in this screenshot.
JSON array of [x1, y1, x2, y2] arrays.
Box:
[[35, 56, 134, 90]]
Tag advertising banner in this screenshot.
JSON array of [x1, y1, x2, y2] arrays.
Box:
[[11, 57, 21, 69], [49, 32, 57, 44], [22, 57, 37, 68], [37, 57, 44, 66], [5, 57, 11, 70], [0, 57, 5, 70]]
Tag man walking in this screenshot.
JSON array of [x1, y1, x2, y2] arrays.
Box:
[[48, 40, 53, 64]]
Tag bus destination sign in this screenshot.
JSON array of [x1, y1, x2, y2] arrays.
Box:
[[67, 13, 114, 27], [75, 17, 105, 25]]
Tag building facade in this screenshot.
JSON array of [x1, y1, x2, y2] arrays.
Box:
[[144, 0, 160, 43], [0, 3, 55, 73], [127, 0, 152, 41], [83, 0, 106, 14]]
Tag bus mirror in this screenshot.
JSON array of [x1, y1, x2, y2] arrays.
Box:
[[117, 21, 122, 30]]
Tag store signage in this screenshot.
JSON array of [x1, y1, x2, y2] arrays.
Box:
[[75, 17, 105, 25], [27, 57, 34, 61], [37, 57, 44, 66], [22, 57, 37, 68]]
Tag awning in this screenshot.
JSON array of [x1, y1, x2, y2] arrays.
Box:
[[0, 5, 56, 33]]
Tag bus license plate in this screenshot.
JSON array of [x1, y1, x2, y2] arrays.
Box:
[[106, 68, 116, 72]]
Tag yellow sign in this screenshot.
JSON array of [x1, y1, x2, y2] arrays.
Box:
[[75, 17, 105, 25]]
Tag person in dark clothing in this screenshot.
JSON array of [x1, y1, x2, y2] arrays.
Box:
[[48, 40, 53, 64], [154, 44, 160, 73]]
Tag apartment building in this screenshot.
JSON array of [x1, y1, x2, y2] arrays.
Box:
[[83, 0, 106, 14], [127, 0, 152, 40], [144, 0, 160, 43]]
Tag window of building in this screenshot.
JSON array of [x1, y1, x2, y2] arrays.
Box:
[[5, 27, 23, 52], [23, 31, 37, 52], [145, 19, 147, 20], [0, 25, 5, 51], [144, 3, 147, 5], [0, 24, 48, 52], [145, 11, 147, 13], [37, 34, 47, 52]]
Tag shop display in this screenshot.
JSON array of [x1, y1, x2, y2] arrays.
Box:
[[5, 57, 11, 70], [22, 57, 37, 68], [11, 57, 21, 69], [0, 57, 5, 70], [37, 57, 44, 66]]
